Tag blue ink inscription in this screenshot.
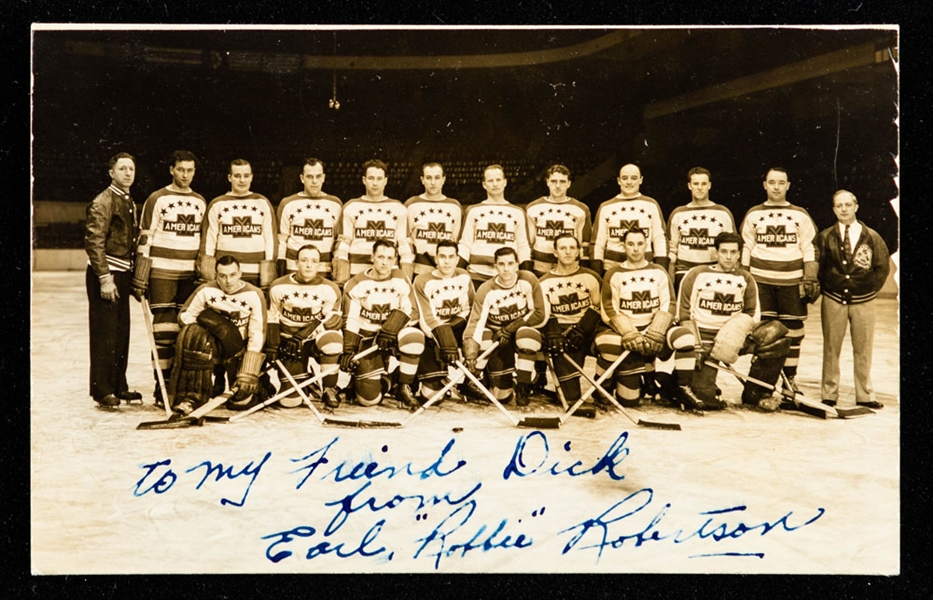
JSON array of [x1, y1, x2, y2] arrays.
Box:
[[413, 502, 533, 569], [503, 431, 630, 481], [185, 451, 272, 507], [291, 437, 466, 489], [261, 521, 392, 563], [133, 459, 177, 496], [559, 488, 825, 561]]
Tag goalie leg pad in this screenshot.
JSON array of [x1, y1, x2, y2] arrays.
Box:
[[710, 313, 755, 364], [169, 323, 218, 408], [196, 308, 245, 360]]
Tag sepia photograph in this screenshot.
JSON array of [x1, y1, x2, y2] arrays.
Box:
[[30, 24, 899, 575]]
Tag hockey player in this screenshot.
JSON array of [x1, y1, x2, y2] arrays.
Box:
[[413, 239, 475, 403], [406, 162, 464, 277], [131, 150, 206, 407], [670, 232, 790, 412], [463, 247, 548, 407], [340, 239, 424, 408], [594, 228, 675, 407], [739, 167, 819, 394], [265, 245, 344, 409], [457, 164, 533, 288], [175, 255, 268, 414], [591, 163, 668, 276], [525, 164, 593, 276], [667, 167, 736, 290], [333, 160, 414, 284], [658, 167, 736, 403], [85, 152, 140, 409], [276, 158, 342, 279], [199, 159, 277, 290], [539, 233, 603, 408]]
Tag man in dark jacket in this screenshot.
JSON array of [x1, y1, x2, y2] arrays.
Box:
[[816, 189, 891, 409], [84, 152, 140, 409]]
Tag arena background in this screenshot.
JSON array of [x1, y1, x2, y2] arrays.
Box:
[[31, 26, 898, 273]]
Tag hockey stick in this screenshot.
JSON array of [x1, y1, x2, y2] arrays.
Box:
[[401, 342, 500, 427], [562, 353, 682, 430], [227, 345, 379, 422], [453, 346, 561, 429], [543, 353, 596, 419], [137, 390, 235, 430], [777, 371, 873, 418], [704, 359, 840, 419], [278, 359, 402, 428], [141, 298, 173, 417]]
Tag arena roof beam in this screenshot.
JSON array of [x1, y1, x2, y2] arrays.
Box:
[[643, 41, 893, 120], [299, 30, 638, 70]]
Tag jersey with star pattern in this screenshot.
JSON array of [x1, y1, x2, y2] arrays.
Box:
[[525, 196, 593, 274], [335, 197, 413, 277], [667, 203, 736, 275], [539, 266, 602, 327], [677, 264, 759, 334], [739, 202, 817, 286], [591, 195, 667, 272], [464, 271, 548, 343], [137, 186, 207, 280], [405, 195, 464, 276], [601, 262, 675, 330], [200, 193, 276, 277], [178, 280, 267, 352], [413, 267, 474, 333], [342, 267, 419, 337], [267, 273, 343, 336], [276, 192, 342, 275], [457, 201, 532, 282]]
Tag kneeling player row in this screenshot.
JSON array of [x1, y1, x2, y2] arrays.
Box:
[[162, 229, 790, 416]]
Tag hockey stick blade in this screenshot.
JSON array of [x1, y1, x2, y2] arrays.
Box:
[[517, 416, 561, 429]]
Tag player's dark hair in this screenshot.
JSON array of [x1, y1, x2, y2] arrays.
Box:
[[297, 244, 321, 260], [108, 152, 135, 169], [546, 164, 571, 179], [494, 246, 518, 262], [304, 158, 325, 171], [552, 232, 579, 250], [422, 162, 444, 176], [621, 228, 647, 244], [373, 238, 398, 256], [363, 159, 388, 176], [714, 231, 743, 250], [229, 158, 251, 173], [763, 166, 788, 180], [435, 239, 459, 255], [687, 167, 710, 181], [216, 254, 241, 268], [171, 150, 198, 167]]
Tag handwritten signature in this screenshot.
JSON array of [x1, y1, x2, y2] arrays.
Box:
[[558, 487, 825, 561]]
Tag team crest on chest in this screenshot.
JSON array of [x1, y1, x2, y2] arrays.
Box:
[[477, 222, 514, 242], [361, 302, 391, 322], [683, 227, 713, 249], [610, 219, 647, 239], [222, 216, 262, 237], [552, 292, 589, 315], [699, 292, 742, 315], [618, 289, 659, 313], [757, 224, 797, 246], [163, 213, 200, 236], [292, 218, 333, 240], [416, 222, 453, 241], [436, 298, 462, 317], [537, 220, 573, 239], [356, 219, 394, 240]]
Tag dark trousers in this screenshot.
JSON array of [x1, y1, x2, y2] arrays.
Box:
[[86, 267, 132, 398]]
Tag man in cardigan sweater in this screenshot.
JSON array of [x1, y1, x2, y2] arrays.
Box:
[[816, 190, 891, 409]]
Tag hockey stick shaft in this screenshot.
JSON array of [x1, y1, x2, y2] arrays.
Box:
[[402, 342, 500, 426], [141, 298, 173, 417], [561, 352, 639, 425], [705, 359, 838, 418], [276, 360, 330, 424]]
